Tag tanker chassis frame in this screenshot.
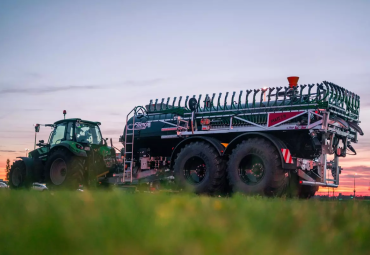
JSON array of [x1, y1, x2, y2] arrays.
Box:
[[103, 77, 363, 198]]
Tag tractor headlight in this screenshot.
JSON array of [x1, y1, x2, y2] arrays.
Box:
[[76, 144, 84, 150]]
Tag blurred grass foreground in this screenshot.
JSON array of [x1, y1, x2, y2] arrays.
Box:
[[0, 190, 369, 255]]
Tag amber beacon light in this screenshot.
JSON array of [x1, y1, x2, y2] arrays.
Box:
[[287, 76, 299, 88]]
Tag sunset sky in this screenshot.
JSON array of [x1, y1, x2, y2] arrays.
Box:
[[1, 0, 369, 195]]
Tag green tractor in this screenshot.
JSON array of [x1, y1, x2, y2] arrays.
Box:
[[9, 117, 118, 190]]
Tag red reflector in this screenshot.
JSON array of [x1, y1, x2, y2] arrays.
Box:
[[299, 180, 303, 184], [201, 119, 211, 125], [337, 148, 342, 155]]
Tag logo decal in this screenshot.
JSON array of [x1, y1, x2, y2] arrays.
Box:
[[128, 122, 151, 130], [268, 112, 304, 127]]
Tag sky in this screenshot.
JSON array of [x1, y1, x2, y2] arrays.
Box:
[[0, 0, 369, 195]]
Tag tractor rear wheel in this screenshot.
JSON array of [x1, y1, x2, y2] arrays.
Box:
[[227, 138, 289, 196], [173, 141, 226, 195], [45, 149, 84, 190], [8, 160, 32, 189]]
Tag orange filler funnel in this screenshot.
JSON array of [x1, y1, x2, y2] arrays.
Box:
[[287, 76, 299, 88]]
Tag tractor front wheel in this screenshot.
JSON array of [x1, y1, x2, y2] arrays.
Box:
[[45, 149, 84, 190], [8, 160, 32, 189]]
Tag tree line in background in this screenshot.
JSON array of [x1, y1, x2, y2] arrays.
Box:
[[5, 159, 10, 180]]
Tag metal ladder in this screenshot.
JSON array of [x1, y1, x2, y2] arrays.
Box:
[[123, 106, 146, 183]]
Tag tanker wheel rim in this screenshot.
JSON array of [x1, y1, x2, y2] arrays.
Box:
[[238, 154, 265, 185], [11, 167, 22, 186], [50, 158, 67, 185], [183, 156, 207, 185]]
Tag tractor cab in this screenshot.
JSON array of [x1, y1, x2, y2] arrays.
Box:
[[31, 119, 105, 159], [51, 118, 103, 147]]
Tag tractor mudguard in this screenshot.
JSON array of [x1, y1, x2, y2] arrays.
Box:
[[224, 132, 296, 170], [50, 144, 87, 157], [16, 157, 38, 182], [170, 136, 225, 169]]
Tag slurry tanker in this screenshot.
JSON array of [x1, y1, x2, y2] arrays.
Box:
[[9, 77, 363, 198]]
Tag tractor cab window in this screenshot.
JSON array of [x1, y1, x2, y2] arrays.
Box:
[[49, 123, 67, 145], [75, 123, 102, 145], [66, 122, 74, 141]]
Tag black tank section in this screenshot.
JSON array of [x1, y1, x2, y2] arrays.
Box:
[[122, 113, 183, 158]]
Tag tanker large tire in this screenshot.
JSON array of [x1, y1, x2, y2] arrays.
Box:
[[8, 160, 32, 189], [45, 148, 84, 190], [173, 141, 226, 195], [289, 172, 318, 199], [227, 138, 289, 196]]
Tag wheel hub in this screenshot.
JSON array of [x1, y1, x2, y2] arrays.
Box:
[[12, 167, 22, 186], [238, 154, 265, 185], [195, 164, 206, 178], [184, 156, 207, 184], [50, 158, 68, 185], [248, 163, 263, 178]]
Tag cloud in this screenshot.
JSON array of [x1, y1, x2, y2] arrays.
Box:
[[120, 78, 163, 87], [101, 129, 123, 136], [0, 110, 16, 120], [24, 72, 43, 79], [343, 165, 370, 170], [24, 109, 43, 112], [0, 78, 164, 95], [0, 85, 101, 95]]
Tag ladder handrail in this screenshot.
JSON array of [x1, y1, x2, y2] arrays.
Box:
[[123, 106, 147, 182]]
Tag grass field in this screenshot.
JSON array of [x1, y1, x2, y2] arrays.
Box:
[[1, 190, 369, 255]]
